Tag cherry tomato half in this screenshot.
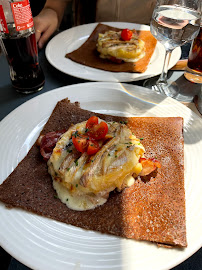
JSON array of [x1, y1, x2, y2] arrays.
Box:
[[72, 134, 89, 153], [87, 140, 100, 155], [86, 116, 99, 129], [121, 28, 133, 41], [72, 133, 100, 155], [88, 121, 108, 140]]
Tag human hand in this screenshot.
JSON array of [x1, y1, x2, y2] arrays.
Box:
[[34, 8, 59, 49]]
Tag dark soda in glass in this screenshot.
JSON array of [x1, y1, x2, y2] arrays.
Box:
[[187, 26, 202, 73], [1, 30, 45, 93], [184, 26, 202, 83]]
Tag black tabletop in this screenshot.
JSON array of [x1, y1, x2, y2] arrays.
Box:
[[0, 45, 201, 270]]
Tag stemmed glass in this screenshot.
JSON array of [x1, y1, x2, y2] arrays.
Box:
[[144, 0, 201, 98]]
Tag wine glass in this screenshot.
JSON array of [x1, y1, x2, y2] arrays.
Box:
[[144, 0, 201, 98]]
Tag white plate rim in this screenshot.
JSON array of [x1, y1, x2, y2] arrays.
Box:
[[45, 22, 181, 82], [0, 82, 202, 270]]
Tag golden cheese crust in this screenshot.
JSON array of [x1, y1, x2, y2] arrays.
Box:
[[97, 30, 145, 62], [48, 119, 145, 210]]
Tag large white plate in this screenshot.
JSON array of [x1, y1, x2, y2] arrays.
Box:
[[45, 22, 181, 82], [0, 82, 202, 270]]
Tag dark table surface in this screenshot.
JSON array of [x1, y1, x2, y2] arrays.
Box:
[[0, 44, 201, 270]]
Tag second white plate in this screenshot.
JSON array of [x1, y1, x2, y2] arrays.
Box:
[[45, 22, 181, 82]]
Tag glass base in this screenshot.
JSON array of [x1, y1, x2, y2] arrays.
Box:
[[143, 76, 180, 98], [15, 84, 44, 94], [184, 68, 202, 84]]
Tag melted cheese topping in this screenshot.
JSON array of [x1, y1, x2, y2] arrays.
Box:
[[53, 174, 136, 211], [48, 119, 145, 211], [53, 180, 107, 211], [97, 30, 145, 62]]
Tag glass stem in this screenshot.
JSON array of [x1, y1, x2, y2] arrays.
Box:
[[157, 49, 172, 85]]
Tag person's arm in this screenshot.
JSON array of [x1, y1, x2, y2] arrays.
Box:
[[33, 0, 68, 48]]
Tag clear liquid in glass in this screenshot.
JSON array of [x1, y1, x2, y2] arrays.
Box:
[[150, 5, 201, 50]]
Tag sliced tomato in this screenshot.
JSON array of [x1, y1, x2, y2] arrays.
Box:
[[121, 28, 133, 41], [88, 121, 108, 140], [139, 157, 161, 176], [72, 133, 89, 153], [72, 132, 100, 155], [87, 140, 100, 155], [86, 116, 99, 129]]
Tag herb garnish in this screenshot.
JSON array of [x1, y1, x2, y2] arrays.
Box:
[[73, 131, 78, 137], [74, 159, 78, 166], [120, 120, 128, 125]]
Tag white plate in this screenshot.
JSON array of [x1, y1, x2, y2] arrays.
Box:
[[45, 22, 181, 82], [0, 82, 202, 270]]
